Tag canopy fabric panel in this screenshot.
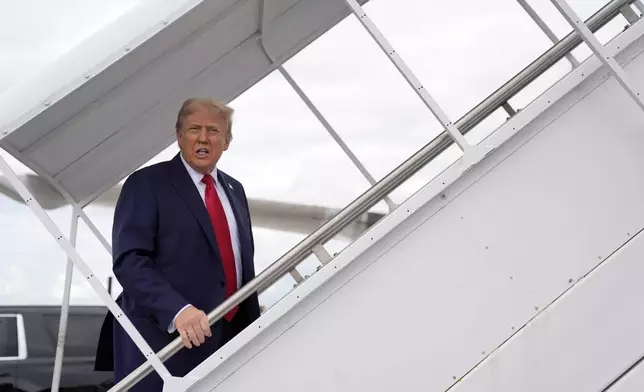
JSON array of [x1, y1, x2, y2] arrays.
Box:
[[0, 0, 368, 205]]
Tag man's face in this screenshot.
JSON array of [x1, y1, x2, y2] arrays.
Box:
[[177, 107, 230, 174]]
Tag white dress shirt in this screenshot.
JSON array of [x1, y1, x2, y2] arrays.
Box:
[[167, 154, 243, 332]]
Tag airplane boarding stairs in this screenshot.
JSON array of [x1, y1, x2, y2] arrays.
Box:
[[174, 18, 644, 392], [2, 1, 644, 391]]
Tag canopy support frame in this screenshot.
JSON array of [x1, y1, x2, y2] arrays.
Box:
[[257, 0, 396, 271], [342, 0, 496, 169], [50, 206, 79, 392], [516, 0, 580, 67], [0, 155, 173, 382], [258, 0, 398, 212], [49, 204, 114, 391], [343, 0, 471, 152]]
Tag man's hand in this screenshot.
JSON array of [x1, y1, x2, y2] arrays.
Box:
[[175, 305, 212, 349]]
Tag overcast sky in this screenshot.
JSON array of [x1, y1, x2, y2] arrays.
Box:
[[0, 0, 630, 309]]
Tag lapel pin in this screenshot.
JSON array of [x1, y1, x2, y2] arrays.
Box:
[[228, 183, 233, 190]]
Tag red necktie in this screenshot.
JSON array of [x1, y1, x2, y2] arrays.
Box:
[[201, 174, 238, 321]]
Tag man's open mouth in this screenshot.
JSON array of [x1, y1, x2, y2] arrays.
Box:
[[196, 148, 209, 158]]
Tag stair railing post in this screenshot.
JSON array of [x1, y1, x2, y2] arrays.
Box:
[[550, 0, 644, 113], [342, 0, 473, 154]]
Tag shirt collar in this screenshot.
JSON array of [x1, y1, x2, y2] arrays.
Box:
[[180, 153, 217, 186]]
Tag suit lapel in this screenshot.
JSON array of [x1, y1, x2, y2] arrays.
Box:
[[168, 154, 221, 257], [217, 171, 253, 271]]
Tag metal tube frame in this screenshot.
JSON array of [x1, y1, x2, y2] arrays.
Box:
[[276, 67, 397, 211], [550, 0, 644, 112], [257, 0, 394, 272], [49, 206, 114, 391], [516, 0, 580, 67], [110, 0, 639, 390], [79, 210, 113, 255], [233, 3, 314, 279], [269, 69, 400, 267], [257, 0, 396, 212], [50, 206, 79, 392], [344, 0, 471, 153], [0, 156, 173, 382]]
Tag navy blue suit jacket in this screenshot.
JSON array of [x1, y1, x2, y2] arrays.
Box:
[[94, 153, 260, 389]]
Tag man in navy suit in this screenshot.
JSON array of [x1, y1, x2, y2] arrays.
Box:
[[94, 98, 260, 390]]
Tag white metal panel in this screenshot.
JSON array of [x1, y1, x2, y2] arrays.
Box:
[[450, 229, 644, 392], [606, 359, 644, 392], [261, 0, 299, 24], [180, 24, 644, 392], [0, 0, 196, 145], [25, 0, 262, 177], [0, 0, 368, 203]]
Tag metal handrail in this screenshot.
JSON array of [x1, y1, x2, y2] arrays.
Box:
[[458, 0, 635, 133], [111, 0, 637, 390]]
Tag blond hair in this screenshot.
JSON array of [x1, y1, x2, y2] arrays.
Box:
[[175, 98, 234, 140]]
